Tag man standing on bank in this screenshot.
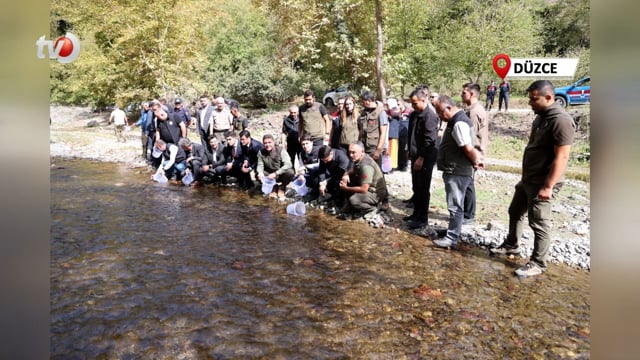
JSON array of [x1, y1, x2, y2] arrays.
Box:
[[461, 83, 489, 224], [298, 89, 332, 154], [431, 95, 483, 249], [490, 80, 575, 277], [404, 88, 439, 230]]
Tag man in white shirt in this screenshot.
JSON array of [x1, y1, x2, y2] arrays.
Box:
[[431, 95, 483, 249], [108, 106, 128, 142]]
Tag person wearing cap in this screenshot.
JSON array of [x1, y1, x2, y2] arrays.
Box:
[[173, 97, 191, 129]]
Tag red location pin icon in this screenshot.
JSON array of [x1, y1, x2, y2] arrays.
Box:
[[492, 53, 511, 80]]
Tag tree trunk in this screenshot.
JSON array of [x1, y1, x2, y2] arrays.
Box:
[[375, 0, 386, 101]]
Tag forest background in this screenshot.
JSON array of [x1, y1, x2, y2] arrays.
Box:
[[49, 0, 590, 109]]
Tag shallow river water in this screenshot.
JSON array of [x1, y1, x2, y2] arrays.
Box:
[[50, 158, 590, 359]]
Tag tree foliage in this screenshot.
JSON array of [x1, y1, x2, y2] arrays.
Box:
[[49, 0, 589, 107]]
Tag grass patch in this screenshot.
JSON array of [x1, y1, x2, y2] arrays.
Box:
[[488, 136, 526, 161]]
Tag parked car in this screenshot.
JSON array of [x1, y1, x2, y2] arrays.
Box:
[[322, 85, 352, 107], [554, 76, 590, 108]]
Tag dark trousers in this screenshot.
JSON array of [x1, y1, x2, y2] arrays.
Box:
[[397, 128, 409, 171], [504, 181, 561, 269], [311, 137, 324, 156], [269, 168, 295, 188], [485, 94, 495, 110], [463, 172, 476, 220], [286, 141, 302, 166], [410, 155, 437, 221], [499, 92, 509, 111], [188, 160, 205, 182]]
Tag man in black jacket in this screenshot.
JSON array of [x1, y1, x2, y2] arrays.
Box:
[[178, 137, 207, 188], [405, 88, 439, 230]]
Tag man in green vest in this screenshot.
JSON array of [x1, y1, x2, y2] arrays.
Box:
[[358, 91, 389, 169], [338, 141, 389, 219], [298, 89, 332, 154]]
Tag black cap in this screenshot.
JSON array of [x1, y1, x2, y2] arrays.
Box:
[[175, 97, 182, 104]]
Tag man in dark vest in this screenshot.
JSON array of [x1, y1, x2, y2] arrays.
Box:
[[298, 89, 332, 154], [358, 91, 389, 168], [256, 134, 295, 199], [339, 141, 389, 219], [431, 95, 483, 249], [151, 138, 187, 181]]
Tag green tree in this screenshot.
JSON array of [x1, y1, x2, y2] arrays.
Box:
[[50, 0, 214, 108], [385, 0, 542, 94]]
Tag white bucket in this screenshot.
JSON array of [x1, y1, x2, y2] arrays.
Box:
[[261, 177, 276, 195], [152, 147, 163, 158], [382, 154, 392, 173], [153, 172, 168, 184], [292, 177, 308, 196], [286, 201, 306, 216], [181, 171, 194, 185]]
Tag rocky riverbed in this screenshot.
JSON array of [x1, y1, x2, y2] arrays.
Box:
[[50, 105, 590, 270]]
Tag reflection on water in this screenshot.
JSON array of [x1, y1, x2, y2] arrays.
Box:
[[51, 158, 590, 359]]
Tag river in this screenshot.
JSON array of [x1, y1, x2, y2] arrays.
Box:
[[50, 158, 590, 359]]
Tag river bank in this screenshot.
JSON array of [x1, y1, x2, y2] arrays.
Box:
[[50, 105, 590, 270]]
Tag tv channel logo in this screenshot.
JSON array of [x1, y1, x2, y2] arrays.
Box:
[[492, 53, 578, 80], [36, 32, 80, 63]]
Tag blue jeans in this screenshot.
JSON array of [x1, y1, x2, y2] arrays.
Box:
[[163, 160, 186, 180], [442, 173, 474, 244]]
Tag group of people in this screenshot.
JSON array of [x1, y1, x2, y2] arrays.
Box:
[[485, 79, 511, 111], [126, 79, 574, 278]]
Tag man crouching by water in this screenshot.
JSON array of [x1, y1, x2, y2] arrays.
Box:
[[338, 141, 389, 220], [151, 139, 187, 182]]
